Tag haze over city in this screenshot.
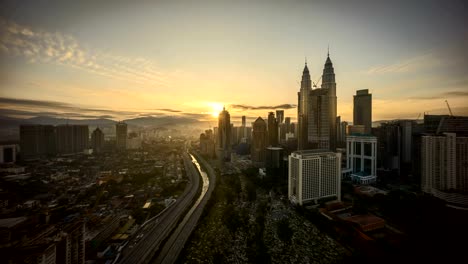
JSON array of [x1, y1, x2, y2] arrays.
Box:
[[1, 1, 468, 264], [1, 0, 467, 124]]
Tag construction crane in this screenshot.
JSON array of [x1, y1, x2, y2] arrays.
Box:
[[313, 75, 322, 88], [445, 100, 453, 116]]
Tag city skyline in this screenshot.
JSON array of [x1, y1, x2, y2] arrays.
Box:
[[1, 0, 467, 124]]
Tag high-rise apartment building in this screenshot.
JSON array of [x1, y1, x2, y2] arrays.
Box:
[[56, 125, 75, 154], [20, 125, 46, 158], [200, 129, 215, 157], [353, 89, 372, 134], [73, 125, 89, 152], [56, 220, 85, 264], [56, 125, 88, 154], [20, 125, 56, 158], [20, 124, 89, 157], [422, 132, 468, 208], [91, 127, 104, 154], [297, 52, 337, 151], [115, 122, 127, 150], [252, 117, 267, 164], [217, 107, 231, 161], [288, 150, 341, 205]]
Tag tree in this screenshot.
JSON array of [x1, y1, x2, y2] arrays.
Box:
[[276, 218, 293, 243]]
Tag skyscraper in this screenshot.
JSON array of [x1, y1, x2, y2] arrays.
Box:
[[297, 62, 311, 150], [252, 117, 267, 164], [276, 110, 284, 124], [91, 127, 104, 154], [285, 117, 291, 133], [116, 121, 127, 150], [267, 112, 278, 146], [353, 89, 372, 134], [217, 107, 231, 161], [239, 115, 248, 143], [297, 52, 337, 150]]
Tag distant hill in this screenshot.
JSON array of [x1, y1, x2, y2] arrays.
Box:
[[0, 114, 206, 130], [25, 116, 116, 126], [123, 116, 201, 127]]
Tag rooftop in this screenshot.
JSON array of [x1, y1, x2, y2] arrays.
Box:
[[0, 217, 27, 228], [344, 214, 385, 227], [291, 150, 339, 159]]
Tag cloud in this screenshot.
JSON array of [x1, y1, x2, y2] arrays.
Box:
[[365, 53, 440, 75], [230, 104, 296, 110], [0, 96, 134, 118], [0, 96, 213, 124], [408, 90, 468, 100], [0, 108, 114, 120], [0, 17, 170, 87], [155, 108, 182, 113]]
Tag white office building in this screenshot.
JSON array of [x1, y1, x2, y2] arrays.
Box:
[[343, 135, 377, 184], [288, 150, 341, 205]]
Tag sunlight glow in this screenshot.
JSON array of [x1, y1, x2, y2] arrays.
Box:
[[208, 102, 224, 118]]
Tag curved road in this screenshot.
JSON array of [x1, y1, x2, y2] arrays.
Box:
[[153, 152, 216, 264], [118, 152, 201, 264]]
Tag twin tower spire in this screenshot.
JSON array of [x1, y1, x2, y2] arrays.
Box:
[[301, 50, 334, 91]]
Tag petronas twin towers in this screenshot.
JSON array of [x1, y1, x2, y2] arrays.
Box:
[[297, 52, 337, 151]]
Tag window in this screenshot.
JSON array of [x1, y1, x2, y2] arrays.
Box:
[[355, 141, 361, 155], [364, 142, 372, 156]]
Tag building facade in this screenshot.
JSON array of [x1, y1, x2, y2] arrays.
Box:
[[267, 112, 278, 146], [353, 89, 372, 134], [0, 144, 16, 164], [115, 122, 127, 150], [251, 117, 267, 164], [91, 128, 104, 154], [343, 135, 378, 185], [288, 150, 341, 205], [199, 129, 216, 158], [422, 132, 468, 208], [276, 110, 284, 124], [217, 107, 231, 161], [55, 125, 88, 155], [20, 125, 56, 158]]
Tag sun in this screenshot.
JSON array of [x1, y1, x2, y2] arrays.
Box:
[[208, 102, 224, 118]]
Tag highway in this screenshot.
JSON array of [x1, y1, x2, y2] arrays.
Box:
[[152, 152, 216, 264], [117, 152, 201, 264]]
